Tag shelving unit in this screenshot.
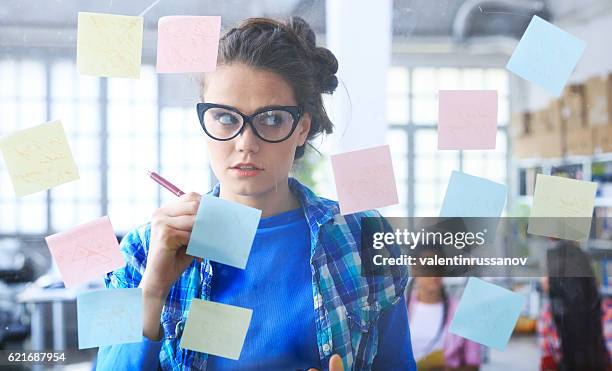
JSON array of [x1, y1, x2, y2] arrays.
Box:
[[514, 153, 612, 294]]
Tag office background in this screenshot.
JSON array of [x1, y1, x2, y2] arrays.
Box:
[[1, 0, 611, 370]]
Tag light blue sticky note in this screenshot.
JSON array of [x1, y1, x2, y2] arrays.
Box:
[[440, 171, 507, 217], [506, 15, 586, 97], [77, 288, 142, 349], [449, 277, 525, 350], [186, 195, 262, 269]]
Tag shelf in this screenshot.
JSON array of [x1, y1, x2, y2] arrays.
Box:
[[514, 196, 612, 207]]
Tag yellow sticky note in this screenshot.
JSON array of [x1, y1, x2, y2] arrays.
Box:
[[0, 120, 80, 197], [180, 299, 252, 360], [528, 174, 596, 241], [77, 12, 143, 78]]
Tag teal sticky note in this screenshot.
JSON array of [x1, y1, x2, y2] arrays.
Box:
[[440, 171, 507, 217], [506, 15, 586, 97], [186, 195, 262, 269], [449, 277, 525, 350], [77, 288, 142, 349]]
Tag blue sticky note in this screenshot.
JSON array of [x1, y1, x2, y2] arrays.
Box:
[[506, 15, 586, 97], [186, 195, 262, 269], [440, 171, 507, 217], [77, 288, 142, 349], [449, 277, 525, 350]]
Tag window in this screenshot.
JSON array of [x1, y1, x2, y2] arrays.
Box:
[[0, 59, 212, 235], [387, 66, 509, 217], [0, 59, 48, 234]]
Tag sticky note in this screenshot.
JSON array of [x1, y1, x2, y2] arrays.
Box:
[[438, 90, 498, 150], [449, 277, 525, 350], [180, 299, 252, 360], [0, 120, 80, 197], [528, 174, 596, 241], [186, 195, 261, 269], [77, 12, 144, 78], [77, 288, 142, 349], [157, 16, 221, 73], [506, 15, 586, 97], [440, 171, 507, 217], [331, 145, 399, 215], [45, 216, 124, 288]]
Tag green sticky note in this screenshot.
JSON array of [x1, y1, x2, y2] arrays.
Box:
[[180, 299, 253, 360], [77, 12, 143, 78], [528, 174, 596, 240]]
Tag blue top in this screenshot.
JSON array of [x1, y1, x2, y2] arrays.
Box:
[[97, 207, 412, 370], [98, 178, 416, 370], [207, 207, 320, 370]]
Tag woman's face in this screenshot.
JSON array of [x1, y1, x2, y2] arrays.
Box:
[[202, 63, 311, 198]]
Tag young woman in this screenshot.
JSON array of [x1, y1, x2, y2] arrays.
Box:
[[405, 269, 481, 370], [95, 17, 416, 371], [538, 241, 612, 371]]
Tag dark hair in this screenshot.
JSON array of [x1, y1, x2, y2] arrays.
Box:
[[547, 241, 610, 371], [204, 17, 338, 160]]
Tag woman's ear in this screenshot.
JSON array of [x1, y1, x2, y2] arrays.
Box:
[[297, 112, 312, 146]]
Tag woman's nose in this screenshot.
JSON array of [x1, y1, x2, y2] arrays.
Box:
[[235, 123, 260, 153]]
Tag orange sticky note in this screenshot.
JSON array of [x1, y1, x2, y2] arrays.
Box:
[[45, 216, 124, 288], [331, 145, 399, 215]]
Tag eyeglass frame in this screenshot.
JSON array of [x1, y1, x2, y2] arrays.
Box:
[[196, 102, 303, 143]]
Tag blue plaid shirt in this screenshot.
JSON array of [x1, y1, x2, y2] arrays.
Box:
[[104, 177, 414, 370]]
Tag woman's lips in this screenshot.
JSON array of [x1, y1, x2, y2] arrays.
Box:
[[230, 167, 262, 177]]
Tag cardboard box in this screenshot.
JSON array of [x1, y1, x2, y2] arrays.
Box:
[[536, 131, 564, 158], [561, 84, 586, 129], [513, 135, 537, 159], [548, 100, 564, 132], [585, 74, 612, 127], [513, 131, 564, 159], [531, 109, 551, 135], [510, 112, 530, 138], [593, 125, 612, 153], [566, 126, 593, 155]]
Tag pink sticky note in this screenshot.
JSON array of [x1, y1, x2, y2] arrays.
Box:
[[45, 216, 124, 288], [156, 16, 221, 73], [331, 145, 399, 215], [438, 90, 498, 150]]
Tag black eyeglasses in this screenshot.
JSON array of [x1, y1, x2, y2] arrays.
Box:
[[196, 103, 303, 143]]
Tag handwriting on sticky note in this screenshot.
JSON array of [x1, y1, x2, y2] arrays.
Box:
[[331, 145, 399, 215], [180, 299, 252, 360], [440, 171, 507, 218], [0, 120, 80, 197], [77, 12, 143, 78], [506, 15, 586, 97], [438, 90, 498, 150], [449, 277, 525, 351], [186, 195, 261, 269], [77, 288, 142, 349], [528, 174, 596, 240], [157, 16, 221, 73], [45, 216, 124, 288]]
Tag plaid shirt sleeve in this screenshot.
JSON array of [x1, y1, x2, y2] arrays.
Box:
[[104, 223, 151, 289]]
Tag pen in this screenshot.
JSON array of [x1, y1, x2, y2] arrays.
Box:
[[147, 170, 185, 197]]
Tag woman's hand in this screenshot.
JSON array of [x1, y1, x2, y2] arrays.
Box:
[[308, 354, 344, 371], [141, 192, 201, 297]]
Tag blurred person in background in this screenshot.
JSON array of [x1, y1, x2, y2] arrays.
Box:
[[538, 241, 612, 371]]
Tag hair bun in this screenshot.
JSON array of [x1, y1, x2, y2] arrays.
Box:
[[313, 47, 339, 94], [286, 17, 338, 94]]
